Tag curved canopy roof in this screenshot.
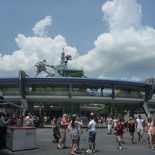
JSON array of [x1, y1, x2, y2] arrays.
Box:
[[0, 76, 151, 92]]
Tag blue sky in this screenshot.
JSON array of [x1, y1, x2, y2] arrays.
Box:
[[0, 0, 155, 81], [0, 0, 105, 54]]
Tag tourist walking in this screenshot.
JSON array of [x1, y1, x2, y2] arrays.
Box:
[[76, 116, 83, 150], [43, 113, 47, 127], [112, 116, 118, 133], [119, 117, 126, 143], [106, 115, 113, 134], [114, 120, 124, 150], [57, 114, 69, 149], [136, 115, 144, 142], [86, 114, 97, 153], [145, 116, 155, 150], [70, 115, 83, 155], [127, 117, 136, 143]]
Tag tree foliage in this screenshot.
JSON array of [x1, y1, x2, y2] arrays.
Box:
[[68, 71, 84, 77], [99, 104, 130, 116]]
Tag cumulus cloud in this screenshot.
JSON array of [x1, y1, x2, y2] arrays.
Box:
[[0, 16, 79, 77], [102, 0, 142, 32], [73, 0, 155, 81], [0, 0, 155, 81], [32, 16, 52, 37]]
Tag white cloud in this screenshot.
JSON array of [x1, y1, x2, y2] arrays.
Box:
[[32, 16, 52, 37], [0, 0, 155, 81], [102, 0, 142, 32], [72, 0, 155, 81], [0, 16, 79, 77]]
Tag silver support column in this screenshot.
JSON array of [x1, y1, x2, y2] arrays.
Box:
[[142, 101, 150, 117], [21, 98, 28, 114]]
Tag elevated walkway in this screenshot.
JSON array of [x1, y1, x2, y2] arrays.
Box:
[[0, 74, 155, 116]]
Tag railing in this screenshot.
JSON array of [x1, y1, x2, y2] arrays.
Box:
[[116, 94, 143, 98], [2, 91, 20, 95], [65, 65, 84, 70], [2, 90, 144, 99], [26, 91, 87, 96]]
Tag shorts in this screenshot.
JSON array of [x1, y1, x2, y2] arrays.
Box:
[[116, 135, 121, 142], [88, 130, 96, 143], [108, 124, 112, 130], [137, 128, 143, 135], [148, 130, 154, 135]]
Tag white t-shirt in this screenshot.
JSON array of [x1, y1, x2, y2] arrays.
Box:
[[113, 119, 118, 127], [25, 116, 30, 125], [136, 118, 144, 129], [88, 119, 96, 132], [107, 117, 113, 125]]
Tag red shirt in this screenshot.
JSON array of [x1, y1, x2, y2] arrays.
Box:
[[61, 118, 68, 129], [115, 125, 123, 136]]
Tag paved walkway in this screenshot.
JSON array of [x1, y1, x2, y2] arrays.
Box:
[[0, 127, 154, 155]]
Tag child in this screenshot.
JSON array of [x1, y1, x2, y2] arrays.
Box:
[[114, 120, 124, 150]]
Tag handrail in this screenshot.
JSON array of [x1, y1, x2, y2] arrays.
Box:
[[1, 89, 145, 99]]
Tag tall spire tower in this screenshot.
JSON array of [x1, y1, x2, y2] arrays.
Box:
[[61, 48, 65, 65]]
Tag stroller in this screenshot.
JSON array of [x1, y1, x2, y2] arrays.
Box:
[[52, 126, 61, 143]]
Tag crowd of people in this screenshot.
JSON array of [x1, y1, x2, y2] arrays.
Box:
[[0, 112, 49, 147], [51, 113, 97, 155], [1, 111, 155, 153], [105, 114, 155, 150], [50, 113, 155, 154]]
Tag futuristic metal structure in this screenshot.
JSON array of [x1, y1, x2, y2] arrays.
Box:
[[34, 60, 55, 77], [34, 49, 83, 77], [0, 70, 155, 117], [1, 49, 155, 116]]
